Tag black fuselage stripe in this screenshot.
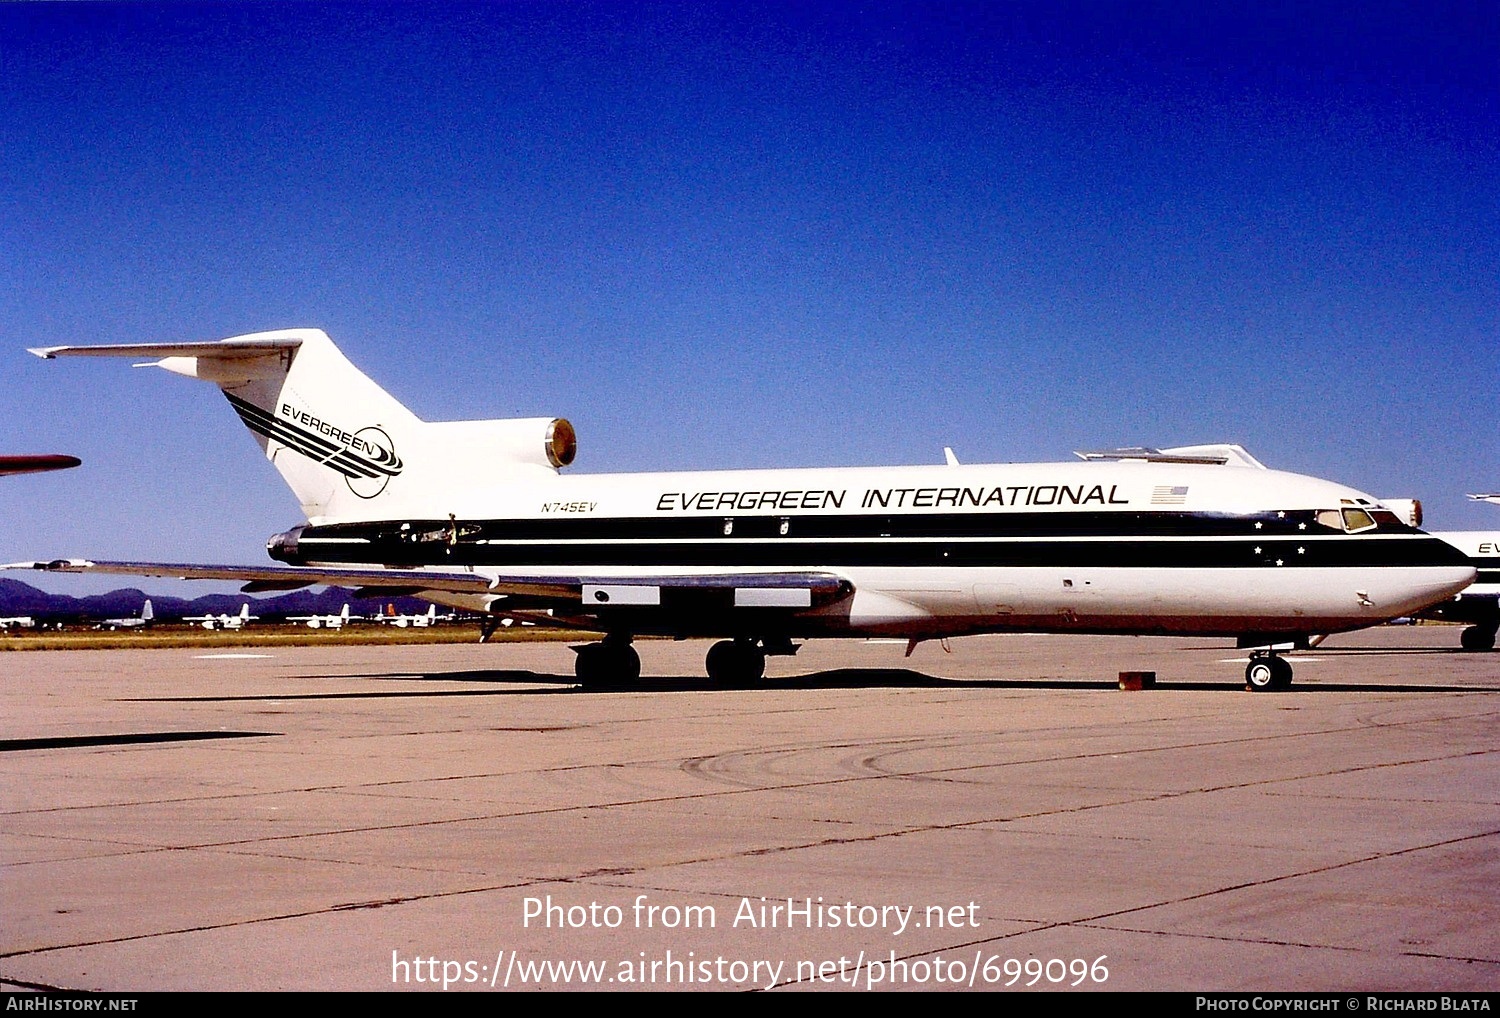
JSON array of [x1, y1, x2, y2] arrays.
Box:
[[298, 509, 1428, 543]]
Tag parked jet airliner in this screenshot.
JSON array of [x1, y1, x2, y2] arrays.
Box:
[[18, 329, 1474, 689], [1365, 495, 1498, 651], [1420, 531, 1500, 650], [1424, 497, 1500, 651]]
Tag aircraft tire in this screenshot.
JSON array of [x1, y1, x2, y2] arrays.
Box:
[[1246, 659, 1273, 691], [574, 644, 603, 685], [1460, 626, 1497, 652], [614, 644, 642, 682], [706, 640, 765, 684], [575, 643, 641, 686], [1247, 656, 1293, 691], [1270, 656, 1293, 689], [739, 645, 766, 683]]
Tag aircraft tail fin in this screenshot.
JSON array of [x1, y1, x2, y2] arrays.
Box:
[[142, 599, 153, 622], [31, 330, 577, 521]]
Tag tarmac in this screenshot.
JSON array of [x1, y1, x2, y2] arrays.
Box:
[[2, 626, 1497, 992]]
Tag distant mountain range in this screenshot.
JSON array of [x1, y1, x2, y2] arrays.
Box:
[[0, 578, 440, 622]]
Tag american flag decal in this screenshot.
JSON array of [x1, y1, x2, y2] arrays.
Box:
[[1152, 485, 1189, 504]]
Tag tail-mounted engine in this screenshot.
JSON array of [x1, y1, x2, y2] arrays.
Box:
[[422, 416, 577, 472]]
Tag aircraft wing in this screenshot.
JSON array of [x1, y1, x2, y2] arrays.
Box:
[[4, 559, 852, 607], [7, 559, 500, 595]]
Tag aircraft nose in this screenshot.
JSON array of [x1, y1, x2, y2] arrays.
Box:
[[1388, 565, 1477, 617]]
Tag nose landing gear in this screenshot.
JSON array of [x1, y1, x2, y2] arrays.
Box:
[[1245, 652, 1293, 691]]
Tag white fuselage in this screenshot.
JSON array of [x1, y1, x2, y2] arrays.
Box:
[[287, 459, 1474, 641]]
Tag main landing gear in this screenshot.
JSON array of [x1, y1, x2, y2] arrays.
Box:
[[1460, 624, 1497, 652], [572, 635, 795, 688], [705, 638, 766, 684], [573, 634, 640, 686], [1245, 652, 1293, 691]]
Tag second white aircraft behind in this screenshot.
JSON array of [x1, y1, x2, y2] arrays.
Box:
[[20, 329, 1474, 689], [287, 604, 355, 630], [184, 603, 257, 631]]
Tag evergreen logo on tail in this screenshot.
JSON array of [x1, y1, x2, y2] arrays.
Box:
[[225, 392, 403, 498]]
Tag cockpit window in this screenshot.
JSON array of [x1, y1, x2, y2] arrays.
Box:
[[1341, 508, 1377, 533], [1315, 508, 1383, 533]]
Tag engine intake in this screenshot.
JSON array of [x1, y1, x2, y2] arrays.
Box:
[[545, 418, 577, 468]]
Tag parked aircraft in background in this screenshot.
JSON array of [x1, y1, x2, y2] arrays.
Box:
[[1374, 494, 1498, 652], [378, 604, 441, 628], [18, 329, 1474, 690], [183, 603, 257, 631], [98, 599, 152, 630], [0, 454, 80, 476], [1424, 494, 1500, 651], [1417, 532, 1499, 650], [288, 604, 354, 630]]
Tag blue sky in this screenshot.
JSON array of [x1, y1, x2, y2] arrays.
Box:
[[2, 1, 1495, 594]]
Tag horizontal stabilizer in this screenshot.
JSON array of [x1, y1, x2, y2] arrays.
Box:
[[28, 336, 303, 361]]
